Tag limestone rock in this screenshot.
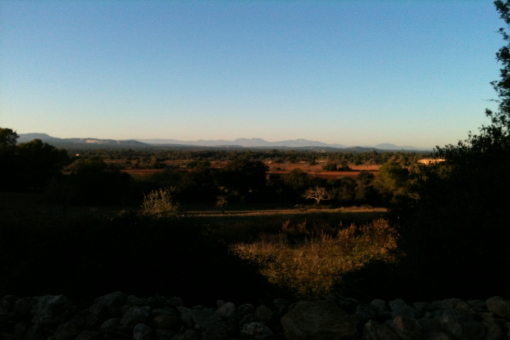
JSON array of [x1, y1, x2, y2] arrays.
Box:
[[389, 299, 418, 318], [391, 315, 423, 340], [440, 309, 485, 340], [25, 324, 43, 340], [504, 321, 510, 339], [13, 322, 28, 338], [370, 299, 392, 319], [238, 304, 255, 316], [152, 314, 180, 329], [171, 329, 199, 340], [51, 316, 84, 340], [255, 305, 273, 324], [119, 306, 150, 331], [100, 318, 119, 332], [240, 313, 257, 327], [0, 333, 18, 340], [418, 317, 443, 333], [272, 299, 289, 316], [31, 295, 72, 326], [154, 329, 176, 340], [466, 300, 486, 309], [482, 315, 502, 340], [133, 323, 152, 340], [12, 297, 37, 319], [281, 300, 357, 340], [453, 300, 471, 311], [424, 332, 450, 340], [216, 302, 236, 319], [191, 308, 221, 330], [363, 319, 399, 340], [449, 298, 468, 309], [84, 309, 102, 328], [486, 296, 510, 320], [176, 306, 193, 326], [0, 295, 17, 310], [241, 322, 274, 340], [75, 330, 98, 340], [201, 321, 237, 340]]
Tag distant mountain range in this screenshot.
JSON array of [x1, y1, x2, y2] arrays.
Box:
[[18, 133, 146, 147], [137, 138, 429, 150], [137, 137, 347, 148], [18, 133, 431, 151]]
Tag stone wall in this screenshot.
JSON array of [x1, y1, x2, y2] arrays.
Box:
[[1, 292, 509, 340]]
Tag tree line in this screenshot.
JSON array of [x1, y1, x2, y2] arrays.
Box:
[[65, 147, 428, 169], [0, 129, 421, 208]]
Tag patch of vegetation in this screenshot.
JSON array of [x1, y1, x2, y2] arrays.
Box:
[[140, 187, 184, 217], [231, 219, 397, 299]]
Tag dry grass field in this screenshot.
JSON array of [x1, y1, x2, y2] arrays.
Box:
[[194, 207, 391, 299], [231, 218, 397, 299]]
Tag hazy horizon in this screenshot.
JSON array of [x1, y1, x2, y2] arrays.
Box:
[[0, 1, 503, 149], [16, 131, 431, 150]]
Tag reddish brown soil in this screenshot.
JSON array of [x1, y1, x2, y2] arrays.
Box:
[[121, 169, 164, 176], [119, 162, 380, 179], [267, 170, 378, 179]]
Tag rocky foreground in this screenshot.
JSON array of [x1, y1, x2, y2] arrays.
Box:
[[1, 292, 510, 340]]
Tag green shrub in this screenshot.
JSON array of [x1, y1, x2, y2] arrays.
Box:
[[322, 163, 338, 171], [140, 187, 183, 217]]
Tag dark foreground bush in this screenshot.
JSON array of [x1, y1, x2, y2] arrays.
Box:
[[338, 165, 510, 303], [0, 212, 291, 306]]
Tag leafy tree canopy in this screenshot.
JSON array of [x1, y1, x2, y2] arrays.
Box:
[[0, 128, 18, 151]]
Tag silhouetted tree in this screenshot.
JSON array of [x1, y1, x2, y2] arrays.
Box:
[[0, 128, 19, 190], [217, 159, 268, 201], [0, 128, 18, 151], [63, 157, 133, 205], [0, 131, 70, 190], [340, 1, 510, 301], [283, 168, 310, 194], [16, 139, 70, 188]]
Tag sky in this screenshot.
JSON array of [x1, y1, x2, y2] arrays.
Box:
[[0, 0, 505, 148]]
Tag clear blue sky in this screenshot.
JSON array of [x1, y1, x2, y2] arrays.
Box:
[[0, 0, 504, 148]]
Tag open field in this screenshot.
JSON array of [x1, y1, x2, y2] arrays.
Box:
[[121, 169, 165, 176], [0, 191, 385, 219], [187, 205, 386, 217], [117, 160, 381, 179], [267, 170, 378, 179], [0, 190, 394, 301]]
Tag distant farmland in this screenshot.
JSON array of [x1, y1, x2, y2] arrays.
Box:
[[121, 161, 381, 179]]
